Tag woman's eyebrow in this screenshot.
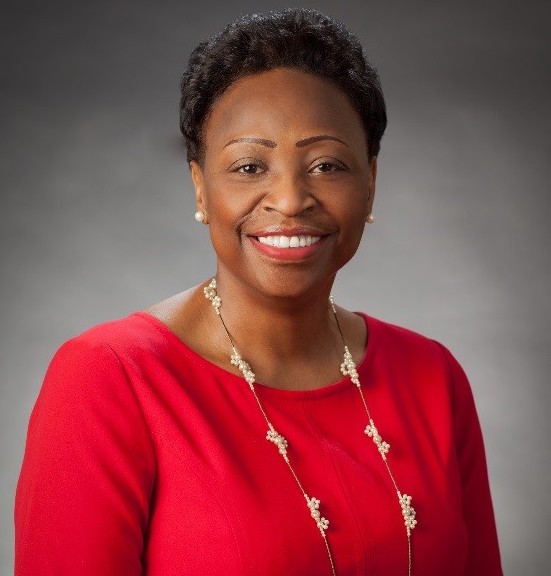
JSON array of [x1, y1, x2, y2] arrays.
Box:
[[223, 135, 350, 149], [296, 135, 350, 148], [224, 137, 276, 148]]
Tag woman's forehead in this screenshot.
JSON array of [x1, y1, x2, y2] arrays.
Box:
[[203, 68, 366, 148]]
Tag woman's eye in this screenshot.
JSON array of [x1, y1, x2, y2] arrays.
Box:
[[241, 164, 259, 174], [233, 163, 264, 174], [310, 161, 346, 173]]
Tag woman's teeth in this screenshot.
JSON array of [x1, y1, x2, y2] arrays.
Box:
[[257, 235, 321, 248]]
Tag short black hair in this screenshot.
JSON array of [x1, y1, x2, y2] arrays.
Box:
[[179, 8, 387, 163]]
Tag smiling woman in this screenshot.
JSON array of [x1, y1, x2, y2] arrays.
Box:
[[15, 8, 503, 576], [190, 68, 375, 299]]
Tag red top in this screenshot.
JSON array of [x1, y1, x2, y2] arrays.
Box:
[[15, 312, 502, 575]]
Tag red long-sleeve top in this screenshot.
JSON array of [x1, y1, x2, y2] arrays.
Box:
[[15, 312, 502, 575]]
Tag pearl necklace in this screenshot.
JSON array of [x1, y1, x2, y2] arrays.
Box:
[[204, 278, 417, 575]]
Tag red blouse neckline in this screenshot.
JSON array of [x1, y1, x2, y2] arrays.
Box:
[[131, 310, 377, 400]]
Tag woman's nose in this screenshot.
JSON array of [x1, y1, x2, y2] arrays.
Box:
[[262, 173, 317, 216]]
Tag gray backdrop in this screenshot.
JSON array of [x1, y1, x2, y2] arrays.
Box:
[[2, 0, 550, 574]]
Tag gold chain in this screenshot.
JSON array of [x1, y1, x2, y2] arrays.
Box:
[[204, 278, 416, 575]]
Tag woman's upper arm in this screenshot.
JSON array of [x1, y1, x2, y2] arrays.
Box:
[[438, 343, 503, 575], [15, 337, 156, 576]]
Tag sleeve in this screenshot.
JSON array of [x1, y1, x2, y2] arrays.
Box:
[[437, 343, 503, 576], [15, 337, 156, 576]]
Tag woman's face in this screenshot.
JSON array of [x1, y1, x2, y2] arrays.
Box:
[[191, 67, 376, 300]]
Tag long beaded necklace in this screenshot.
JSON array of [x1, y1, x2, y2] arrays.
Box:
[[204, 278, 417, 575]]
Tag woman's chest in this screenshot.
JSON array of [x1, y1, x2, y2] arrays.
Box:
[[138, 374, 468, 576]]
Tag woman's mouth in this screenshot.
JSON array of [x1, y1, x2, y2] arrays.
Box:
[[248, 233, 327, 261], [256, 235, 321, 249]]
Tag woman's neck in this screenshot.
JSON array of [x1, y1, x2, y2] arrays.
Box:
[[211, 273, 340, 361], [147, 270, 367, 391]]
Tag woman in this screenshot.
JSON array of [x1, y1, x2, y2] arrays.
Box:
[[15, 8, 502, 576]]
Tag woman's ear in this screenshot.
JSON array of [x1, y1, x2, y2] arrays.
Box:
[[190, 161, 208, 223], [366, 156, 378, 217]]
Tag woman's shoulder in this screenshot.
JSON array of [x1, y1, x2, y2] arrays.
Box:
[[42, 286, 214, 401], [40, 314, 161, 402], [44, 306, 192, 399], [364, 312, 439, 349], [362, 314, 478, 427], [363, 312, 466, 381], [54, 312, 167, 363], [361, 311, 419, 339], [55, 287, 201, 363]]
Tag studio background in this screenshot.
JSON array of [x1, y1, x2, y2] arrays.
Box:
[[1, 0, 549, 574]]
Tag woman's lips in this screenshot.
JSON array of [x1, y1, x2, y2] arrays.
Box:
[[248, 233, 327, 261]]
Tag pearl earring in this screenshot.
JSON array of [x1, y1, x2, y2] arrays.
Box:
[[366, 213, 374, 224], [194, 210, 206, 223]]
